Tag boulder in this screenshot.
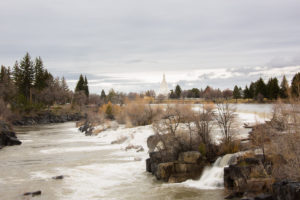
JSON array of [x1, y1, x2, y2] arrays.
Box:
[[0, 121, 22, 148], [246, 178, 273, 193], [272, 181, 300, 200], [146, 158, 151, 172], [52, 175, 64, 180], [178, 151, 201, 164], [224, 156, 267, 191], [155, 162, 174, 181], [23, 190, 42, 197]]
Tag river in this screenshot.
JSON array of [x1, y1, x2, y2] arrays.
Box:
[[0, 104, 274, 200]]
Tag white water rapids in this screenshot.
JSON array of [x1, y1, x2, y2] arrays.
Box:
[[182, 154, 237, 189]]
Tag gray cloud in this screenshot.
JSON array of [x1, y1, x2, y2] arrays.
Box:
[[0, 0, 300, 93]]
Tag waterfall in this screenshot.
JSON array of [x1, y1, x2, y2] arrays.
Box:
[[183, 153, 237, 189]]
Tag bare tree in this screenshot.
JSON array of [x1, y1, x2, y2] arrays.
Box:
[[215, 103, 237, 144]]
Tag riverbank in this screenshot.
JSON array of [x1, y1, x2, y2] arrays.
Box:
[[12, 111, 83, 126]]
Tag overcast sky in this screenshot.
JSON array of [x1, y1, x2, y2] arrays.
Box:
[[1, 0, 300, 93]]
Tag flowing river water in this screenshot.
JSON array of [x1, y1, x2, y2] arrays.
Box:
[[0, 104, 273, 200]]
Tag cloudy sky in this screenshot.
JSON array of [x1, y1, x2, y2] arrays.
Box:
[[1, 0, 300, 93]]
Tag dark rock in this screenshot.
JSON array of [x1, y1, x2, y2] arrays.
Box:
[[0, 121, 22, 148], [254, 194, 273, 200], [23, 190, 42, 197], [224, 191, 244, 199], [52, 175, 64, 180], [146, 158, 151, 172], [272, 181, 300, 200], [155, 162, 174, 181]]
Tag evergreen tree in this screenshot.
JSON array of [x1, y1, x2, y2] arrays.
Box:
[[61, 77, 69, 92], [100, 89, 106, 100], [34, 57, 46, 90], [75, 74, 85, 93], [175, 85, 182, 99], [244, 85, 250, 99], [169, 90, 176, 99], [0, 66, 15, 102], [107, 89, 116, 103], [84, 76, 89, 97], [191, 88, 200, 98], [19, 52, 34, 101], [266, 77, 280, 100], [249, 82, 255, 99], [291, 72, 300, 98], [233, 85, 241, 101], [255, 78, 267, 99], [279, 75, 289, 99]]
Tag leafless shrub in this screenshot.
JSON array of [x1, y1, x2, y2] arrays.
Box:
[[152, 104, 197, 155], [116, 99, 163, 126], [270, 133, 300, 181], [267, 99, 300, 180], [0, 98, 13, 121], [215, 102, 237, 144]]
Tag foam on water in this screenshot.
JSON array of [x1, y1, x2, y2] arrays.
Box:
[[40, 145, 120, 154], [182, 154, 237, 190]]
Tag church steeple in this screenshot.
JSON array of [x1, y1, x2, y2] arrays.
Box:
[[158, 74, 168, 96]]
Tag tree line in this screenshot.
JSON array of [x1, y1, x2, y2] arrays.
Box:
[[0, 53, 92, 115], [168, 73, 300, 102]]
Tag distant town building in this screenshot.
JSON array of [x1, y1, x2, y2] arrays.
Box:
[[158, 74, 169, 97]]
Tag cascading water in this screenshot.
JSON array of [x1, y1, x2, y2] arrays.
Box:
[[183, 153, 238, 189]]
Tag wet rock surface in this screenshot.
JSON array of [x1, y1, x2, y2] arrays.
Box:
[[146, 150, 205, 183], [272, 181, 300, 200], [23, 190, 42, 197], [0, 120, 22, 149]]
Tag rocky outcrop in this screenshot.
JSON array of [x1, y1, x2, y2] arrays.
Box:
[[78, 121, 94, 135], [13, 112, 83, 126], [224, 155, 273, 199], [272, 181, 300, 200], [146, 150, 205, 183], [0, 121, 21, 149]]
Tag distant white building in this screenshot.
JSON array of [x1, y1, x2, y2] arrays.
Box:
[[158, 74, 169, 96]]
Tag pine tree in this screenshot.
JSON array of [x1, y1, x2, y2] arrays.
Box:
[[244, 85, 250, 99], [175, 85, 182, 99], [233, 85, 241, 101], [75, 74, 85, 93], [19, 52, 34, 101], [279, 75, 289, 99], [266, 77, 280, 100], [255, 78, 267, 99], [34, 57, 46, 90], [169, 90, 176, 99], [61, 77, 69, 92], [291, 72, 300, 98], [100, 89, 106, 100], [249, 82, 255, 99], [84, 76, 89, 97]]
